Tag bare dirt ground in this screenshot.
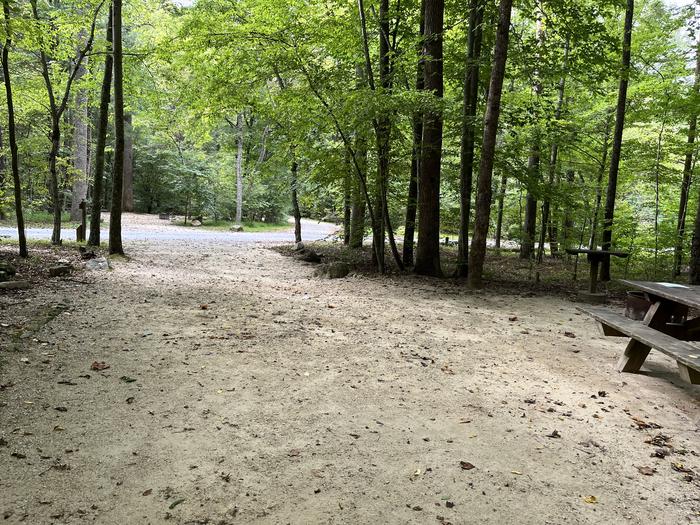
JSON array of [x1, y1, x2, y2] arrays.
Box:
[[1, 230, 699, 524]]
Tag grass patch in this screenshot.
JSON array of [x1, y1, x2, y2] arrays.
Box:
[[0, 210, 76, 228]]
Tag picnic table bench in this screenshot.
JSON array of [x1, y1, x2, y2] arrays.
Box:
[[578, 280, 700, 385], [565, 248, 629, 293]]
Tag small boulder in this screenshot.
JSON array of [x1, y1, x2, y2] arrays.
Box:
[[49, 264, 72, 277], [191, 220, 202, 227], [86, 257, 111, 271], [230, 225, 244, 232], [0, 261, 16, 276]]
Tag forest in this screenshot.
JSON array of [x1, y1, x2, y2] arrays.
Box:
[[0, 0, 698, 286]]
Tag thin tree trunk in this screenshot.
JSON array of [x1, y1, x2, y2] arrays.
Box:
[[70, 54, 88, 222], [350, 135, 367, 248], [537, 37, 568, 263], [676, 38, 699, 277], [600, 0, 634, 281], [343, 161, 351, 245], [402, 0, 425, 267], [109, 0, 124, 255], [235, 112, 244, 224], [1, 0, 26, 257], [88, 5, 113, 246], [561, 169, 575, 250], [291, 159, 301, 243], [122, 113, 134, 211], [494, 172, 507, 250], [468, 0, 513, 288], [455, 0, 484, 277], [414, 0, 444, 276], [589, 110, 613, 249], [520, 13, 544, 261]]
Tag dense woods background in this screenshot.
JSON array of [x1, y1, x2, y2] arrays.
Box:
[[0, 0, 698, 285]]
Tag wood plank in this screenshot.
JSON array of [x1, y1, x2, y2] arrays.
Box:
[[577, 306, 700, 373], [620, 280, 700, 311]]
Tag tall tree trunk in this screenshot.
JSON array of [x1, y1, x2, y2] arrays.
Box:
[[88, 4, 113, 247], [455, 0, 484, 277], [402, 0, 425, 267], [70, 54, 89, 222], [109, 0, 124, 255], [121, 112, 134, 211], [49, 123, 62, 245], [235, 112, 244, 224], [589, 110, 613, 249], [467, 0, 513, 288], [600, 0, 634, 281], [414, 0, 444, 276], [536, 38, 568, 263], [291, 159, 301, 243], [350, 135, 367, 248], [1, 0, 27, 257], [561, 169, 575, 249], [676, 38, 699, 277], [520, 13, 544, 261], [494, 172, 507, 249], [343, 162, 351, 245]]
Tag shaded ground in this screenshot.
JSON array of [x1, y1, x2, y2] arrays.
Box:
[[0, 226, 699, 524]]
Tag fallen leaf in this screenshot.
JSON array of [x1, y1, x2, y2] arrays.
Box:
[[511, 470, 523, 475], [584, 495, 598, 504], [636, 466, 656, 476], [288, 449, 301, 457], [671, 462, 693, 474], [564, 332, 576, 338], [459, 461, 475, 470], [546, 430, 561, 438], [142, 489, 152, 496], [169, 498, 185, 509], [120, 376, 136, 383], [199, 304, 208, 310], [90, 361, 110, 371]]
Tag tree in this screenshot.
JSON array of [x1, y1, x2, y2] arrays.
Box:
[[676, 37, 699, 277], [414, 0, 444, 276], [88, 4, 113, 247], [1, 0, 26, 257], [31, 0, 104, 245], [468, 0, 513, 288], [109, 0, 124, 255], [600, 0, 634, 282], [455, 0, 484, 277]]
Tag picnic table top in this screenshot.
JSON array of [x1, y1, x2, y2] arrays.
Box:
[[565, 248, 630, 258], [620, 279, 700, 310]]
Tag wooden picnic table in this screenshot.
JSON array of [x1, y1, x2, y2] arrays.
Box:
[[565, 249, 629, 293], [579, 279, 700, 385]]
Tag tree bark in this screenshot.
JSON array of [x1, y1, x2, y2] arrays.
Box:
[[109, 0, 124, 255], [88, 4, 113, 247], [467, 0, 513, 288], [402, 0, 425, 267], [414, 0, 444, 276], [676, 38, 699, 277], [291, 159, 301, 243], [600, 0, 634, 281], [122, 113, 134, 211], [455, 0, 484, 277], [343, 161, 351, 245], [589, 110, 613, 249], [1, 0, 27, 257]]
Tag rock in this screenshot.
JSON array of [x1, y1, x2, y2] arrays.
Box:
[[191, 220, 202, 227], [230, 225, 244, 232], [294, 242, 305, 252], [49, 264, 72, 277], [86, 257, 111, 271], [314, 262, 350, 279], [297, 250, 322, 263], [0, 280, 31, 290], [0, 261, 17, 276]]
